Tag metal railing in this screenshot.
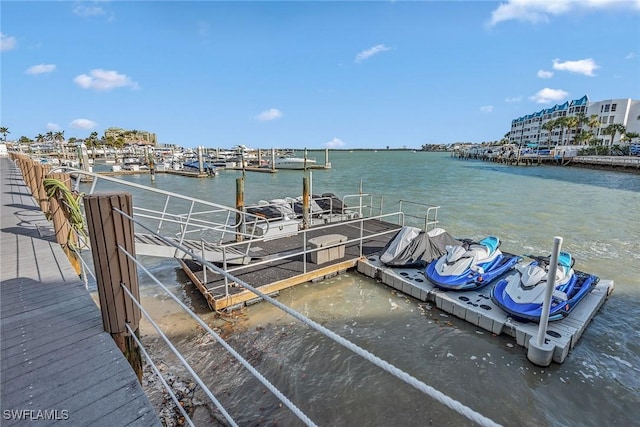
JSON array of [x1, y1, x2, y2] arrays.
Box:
[[32, 163, 500, 427]]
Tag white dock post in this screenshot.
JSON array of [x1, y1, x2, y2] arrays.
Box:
[[528, 236, 563, 366], [197, 145, 204, 175]]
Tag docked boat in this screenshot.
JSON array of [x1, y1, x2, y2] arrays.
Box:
[[424, 236, 521, 290], [491, 252, 599, 322], [272, 154, 316, 170], [182, 160, 218, 176]]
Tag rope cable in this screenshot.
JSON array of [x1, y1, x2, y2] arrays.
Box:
[[119, 246, 318, 427], [121, 285, 238, 427], [125, 323, 196, 427], [115, 208, 501, 427]]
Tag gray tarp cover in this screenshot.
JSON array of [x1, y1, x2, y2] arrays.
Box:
[[380, 226, 460, 267]]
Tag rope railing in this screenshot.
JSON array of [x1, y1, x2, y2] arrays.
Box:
[[118, 245, 318, 427], [124, 323, 195, 427], [120, 283, 240, 427], [115, 208, 502, 427]]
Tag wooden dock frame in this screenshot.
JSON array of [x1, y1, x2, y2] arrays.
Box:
[[179, 257, 358, 311], [357, 254, 614, 365]]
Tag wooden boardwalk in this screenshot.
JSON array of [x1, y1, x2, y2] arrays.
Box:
[[0, 158, 159, 425]]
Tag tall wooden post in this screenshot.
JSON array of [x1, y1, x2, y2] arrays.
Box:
[[34, 163, 51, 213], [302, 176, 310, 229], [236, 177, 244, 242], [47, 172, 81, 275], [84, 192, 143, 381]]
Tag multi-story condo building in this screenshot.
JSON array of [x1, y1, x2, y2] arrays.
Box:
[[509, 96, 640, 147], [104, 127, 157, 146]]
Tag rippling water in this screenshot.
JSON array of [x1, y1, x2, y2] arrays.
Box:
[[86, 151, 640, 426]]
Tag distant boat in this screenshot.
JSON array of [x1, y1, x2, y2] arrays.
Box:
[[272, 155, 316, 170], [182, 160, 219, 176]]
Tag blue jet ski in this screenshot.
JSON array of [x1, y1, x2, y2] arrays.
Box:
[[424, 236, 521, 291], [491, 252, 599, 322]]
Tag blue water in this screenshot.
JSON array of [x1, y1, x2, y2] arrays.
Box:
[[86, 151, 640, 426]]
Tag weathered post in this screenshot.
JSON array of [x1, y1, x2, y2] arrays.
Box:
[[47, 172, 81, 275], [34, 163, 51, 213], [236, 177, 244, 242], [84, 192, 143, 381], [26, 159, 37, 196], [149, 148, 156, 182], [302, 176, 310, 229], [198, 145, 205, 176], [271, 148, 276, 171]]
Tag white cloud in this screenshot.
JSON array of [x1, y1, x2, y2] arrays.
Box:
[[552, 58, 599, 76], [355, 44, 391, 63], [25, 64, 56, 75], [73, 69, 139, 91], [625, 52, 637, 60], [256, 108, 282, 121], [46, 122, 61, 131], [1, 33, 17, 51], [537, 69, 553, 79], [325, 138, 345, 148], [488, 0, 640, 26], [505, 96, 523, 103], [73, 2, 107, 17], [70, 119, 98, 129], [480, 105, 494, 113], [529, 88, 569, 104]]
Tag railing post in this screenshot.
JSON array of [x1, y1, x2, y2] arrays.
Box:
[[47, 172, 81, 275], [84, 192, 143, 381]]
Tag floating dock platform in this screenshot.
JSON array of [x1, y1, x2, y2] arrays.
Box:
[[357, 254, 614, 364]]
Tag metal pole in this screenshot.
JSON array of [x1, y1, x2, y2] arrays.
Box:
[[302, 176, 310, 229], [536, 236, 563, 346]]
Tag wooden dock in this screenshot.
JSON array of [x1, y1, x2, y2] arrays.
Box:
[[181, 220, 402, 311], [0, 158, 159, 425], [357, 254, 614, 364]]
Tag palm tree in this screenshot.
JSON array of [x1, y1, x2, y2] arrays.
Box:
[[601, 123, 626, 155], [0, 127, 10, 141], [564, 116, 579, 145], [542, 119, 556, 148], [555, 116, 571, 145], [85, 131, 99, 158], [575, 131, 593, 146], [587, 114, 600, 140], [35, 134, 46, 143]]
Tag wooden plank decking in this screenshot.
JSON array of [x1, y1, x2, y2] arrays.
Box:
[[0, 157, 159, 425], [182, 219, 402, 310]]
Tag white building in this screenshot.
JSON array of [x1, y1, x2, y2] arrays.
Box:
[[509, 95, 640, 147]]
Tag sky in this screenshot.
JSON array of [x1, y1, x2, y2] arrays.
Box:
[[1, 1, 639, 149]]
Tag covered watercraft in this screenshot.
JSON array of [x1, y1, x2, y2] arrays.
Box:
[[379, 226, 459, 268], [424, 236, 521, 290], [491, 252, 599, 322]]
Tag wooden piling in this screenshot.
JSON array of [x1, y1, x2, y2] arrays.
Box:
[[34, 163, 51, 213], [47, 172, 81, 275], [236, 177, 244, 242], [83, 192, 143, 382], [302, 176, 310, 229]]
